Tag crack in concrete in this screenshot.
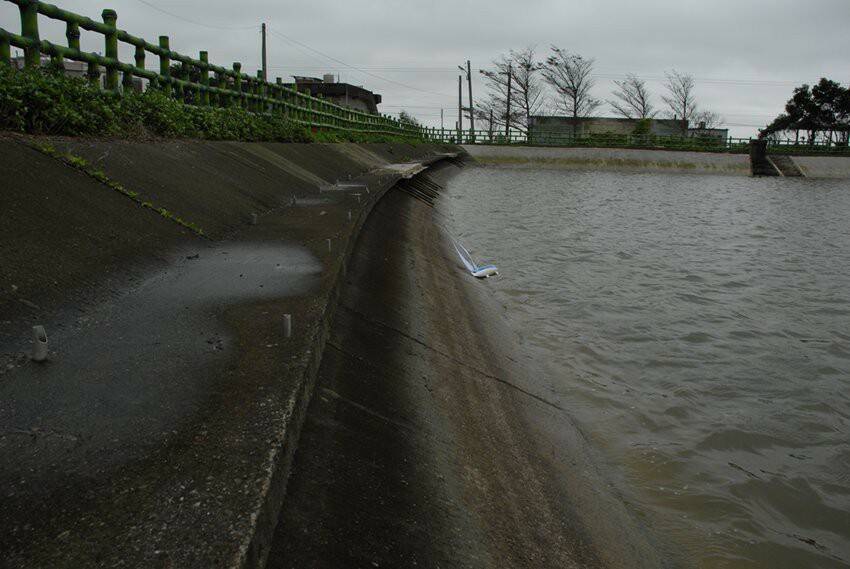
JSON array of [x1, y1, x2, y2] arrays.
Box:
[[338, 304, 565, 412], [319, 386, 418, 434]]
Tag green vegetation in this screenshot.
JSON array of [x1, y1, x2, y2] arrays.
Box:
[[0, 66, 420, 144], [530, 131, 730, 152], [761, 78, 850, 145], [632, 119, 651, 136], [31, 140, 205, 236]]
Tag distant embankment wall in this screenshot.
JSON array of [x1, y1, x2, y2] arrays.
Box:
[[793, 156, 850, 178], [463, 145, 850, 178], [463, 145, 750, 174]]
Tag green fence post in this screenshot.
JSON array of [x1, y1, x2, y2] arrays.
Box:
[[134, 44, 144, 68], [158, 36, 171, 95], [122, 67, 134, 92], [66, 20, 80, 51], [256, 69, 265, 112], [233, 63, 243, 108], [215, 71, 226, 107], [246, 75, 254, 111], [179, 60, 189, 101], [101, 9, 119, 91], [275, 77, 283, 114], [0, 31, 9, 66], [18, 0, 40, 68], [199, 51, 209, 106], [86, 60, 100, 85]]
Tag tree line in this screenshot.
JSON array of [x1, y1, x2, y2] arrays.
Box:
[[462, 46, 721, 136], [760, 78, 850, 144]]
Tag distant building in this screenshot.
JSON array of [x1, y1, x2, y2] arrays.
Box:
[[11, 55, 145, 91], [687, 122, 729, 141], [285, 74, 382, 114], [528, 116, 686, 141], [13, 55, 90, 79]]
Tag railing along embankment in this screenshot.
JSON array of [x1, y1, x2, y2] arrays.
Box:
[[0, 0, 430, 138]]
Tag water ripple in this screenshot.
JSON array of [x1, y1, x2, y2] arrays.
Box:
[[441, 167, 850, 568]]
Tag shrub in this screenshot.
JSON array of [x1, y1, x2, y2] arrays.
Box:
[[0, 66, 417, 144]]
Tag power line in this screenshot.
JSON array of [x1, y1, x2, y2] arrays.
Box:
[[131, 0, 256, 31], [266, 29, 454, 100]]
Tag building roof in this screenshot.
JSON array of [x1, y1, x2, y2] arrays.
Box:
[[285, 77, 382, 114]]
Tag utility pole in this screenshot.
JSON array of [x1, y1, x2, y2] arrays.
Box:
[[440, 108, 444, 130], [458, 61, 475, 140], [466, 60, 474, 137], [261, 23, 267, 82], [457, 75, 463, 142], [505, 62, 512, 140], [489, 108, 493, 141]]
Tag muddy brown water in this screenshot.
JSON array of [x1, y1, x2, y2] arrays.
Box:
[[440, 167, 850, 568]]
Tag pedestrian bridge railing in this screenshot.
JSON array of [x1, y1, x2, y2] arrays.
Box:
[[0, 0, 427, 138]]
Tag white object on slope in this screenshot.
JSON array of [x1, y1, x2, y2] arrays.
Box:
[[452, 239, 499, 279]]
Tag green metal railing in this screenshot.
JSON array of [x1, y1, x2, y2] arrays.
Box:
[[0, 0, 430, 138], [426, 129, 850, 155]]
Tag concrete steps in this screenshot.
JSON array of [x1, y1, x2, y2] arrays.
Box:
[[768, 155, 805, 177]]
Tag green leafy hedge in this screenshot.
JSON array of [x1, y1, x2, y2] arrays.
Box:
[[0, 65, 421, 144]]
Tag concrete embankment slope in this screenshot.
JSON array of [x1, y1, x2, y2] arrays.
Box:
[[267, 166, 675, 568], [0, 135, 458, 568], [793, 155, 850, 178], [464, 144, 751, 174]]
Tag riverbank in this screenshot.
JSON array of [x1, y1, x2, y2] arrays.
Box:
[[268, 165, 677, 568], [463, 144, 850, 178], [0, 135, 458, 568], [464, 144, 751, 174]]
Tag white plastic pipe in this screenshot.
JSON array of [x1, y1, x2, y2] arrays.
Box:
[[283, 314, 292, 338], [31, 325, 48, 362]]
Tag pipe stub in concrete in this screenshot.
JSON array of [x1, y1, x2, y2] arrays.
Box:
[[31, 325, 48, 362], [283, 314, 292, 338]]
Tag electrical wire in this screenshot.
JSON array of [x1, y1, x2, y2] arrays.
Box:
[[266, 28, 455, 100], [131, 0, 257, 31]]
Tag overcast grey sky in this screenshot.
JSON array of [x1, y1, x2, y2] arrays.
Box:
[[3, 0, 849, 136]]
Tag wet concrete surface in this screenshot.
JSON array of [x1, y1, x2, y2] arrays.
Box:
[[0, 135, 458, 568], [268, 187, 674, 568], [1, 243, 321, 488]]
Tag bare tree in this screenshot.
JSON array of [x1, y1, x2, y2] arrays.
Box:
[[662, 70, 697, 133], [692, 110, 723, 129], [542, 47, 601, 120], [608, 74, 656, 119], [477, 47, 545, 133]]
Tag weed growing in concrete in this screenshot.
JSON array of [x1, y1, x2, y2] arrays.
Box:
[[64, 154, 88, 169], [28, 143, 207, 238]]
